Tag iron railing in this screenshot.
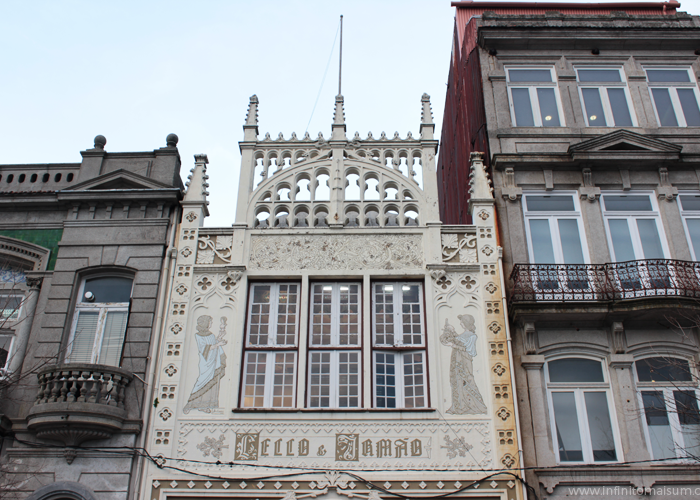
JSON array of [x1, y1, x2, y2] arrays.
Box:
[[510, 260, 700, 302]]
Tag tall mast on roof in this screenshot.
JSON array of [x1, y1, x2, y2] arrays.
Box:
[[338, 15, 343, 96]]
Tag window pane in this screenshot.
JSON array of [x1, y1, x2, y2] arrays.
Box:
[[375, 352, 396, 408], [402, 352, 425, 408], [311, 285, 333, 346], [552, 392, 584, 461], [604, 195, 653, 211], [309, 351, 331, 408], [674, 390, 700, 457], [608, 220, 636, 261], [401, 284, 422, 346], [685, 219, 700, 258], [647, 69, 691, 83], [0, 335, 12, 369], [509, 69, 552, 82], [98, 310, 128, 366], [549, 358, 604, 383], [636, 219, 664, 259], [680, 195, 700, 211], [83, 277, 132, 303], [338, 351, 360, 408], [276, 285, 298, 346], [578, 69, 621, 82], [558, 219, 585, 264], [526, 195, 575, 212], [537, 88, 561, 127], [642, 391, 676, 460], [529, 220, 556, 264], [607, 88, 633, 126], [339, 284, 360, 346], [652, 88, 679, 126], [272, 352, 296, 408], [582, 88, 607, 126], [678, 89, 700, 126], [243, 352, 268, 408], [374, 284, 395, 346], [511, 88, 535, 126], [0, 295, 22, 320], [636, 358, 692, 382], [584, 392, 617, 461], [68, 311, 100, 363]]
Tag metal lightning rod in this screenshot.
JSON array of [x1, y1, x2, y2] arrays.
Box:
[[338, 15, 343, 96]]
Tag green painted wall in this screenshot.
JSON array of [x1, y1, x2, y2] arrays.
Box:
[[0, 229, 63, 270]]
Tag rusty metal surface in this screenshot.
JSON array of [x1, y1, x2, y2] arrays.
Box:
[[509, 260, 700, 302]]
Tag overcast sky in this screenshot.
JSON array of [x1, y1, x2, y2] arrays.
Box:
[[1, 0, 699, 227]]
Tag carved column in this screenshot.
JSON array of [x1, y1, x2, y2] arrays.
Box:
[[521, 355, 556, 466], [7, 275, 43, 377]]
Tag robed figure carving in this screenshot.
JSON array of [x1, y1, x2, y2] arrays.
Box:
[[440, 314, 487, 414], [184, 315, 227, 413]]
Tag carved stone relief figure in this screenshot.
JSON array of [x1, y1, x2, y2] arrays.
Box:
[[440, 315, 487, 415], [183, 316, 228, 413]]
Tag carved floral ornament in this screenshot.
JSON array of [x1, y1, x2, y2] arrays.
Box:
[[441, 232, 477, 263], [196, 234, 233, 264]]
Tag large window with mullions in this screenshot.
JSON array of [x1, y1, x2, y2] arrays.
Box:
[[506, 67, 564, 127], [241, 283, 300, 409], [372, 282, 427, 409], [308, 282, 362, 409]]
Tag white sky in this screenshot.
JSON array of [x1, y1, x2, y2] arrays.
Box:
[[1, 0, 699, 227]]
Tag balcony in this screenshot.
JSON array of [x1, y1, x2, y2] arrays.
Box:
[[510, 260, 700, 303], [26, 364, 139, 457]]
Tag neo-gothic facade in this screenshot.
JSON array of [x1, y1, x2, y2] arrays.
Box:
[[438, 2, 700, 499], [139, 95, 524, 500]]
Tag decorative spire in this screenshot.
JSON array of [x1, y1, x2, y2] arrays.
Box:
[[331, 94, 347, 141], [244, 95, 259, 141], [468, 152, 493, 200], [184, 154, 210, 204], [420, 93, 434, 140]]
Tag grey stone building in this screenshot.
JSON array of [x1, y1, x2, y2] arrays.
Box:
[[0, 135, 183, 500], [439, 1, 700, 498]]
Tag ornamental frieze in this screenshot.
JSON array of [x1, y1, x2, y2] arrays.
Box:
[[248, 234, 423, 271]]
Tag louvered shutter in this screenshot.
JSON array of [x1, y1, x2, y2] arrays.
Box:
[[98, 310, 128, 366], [69, 311, 100, 363]]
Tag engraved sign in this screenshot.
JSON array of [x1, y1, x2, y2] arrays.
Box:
[[335, 433, 359, 461], [234, 432, 259, 460]]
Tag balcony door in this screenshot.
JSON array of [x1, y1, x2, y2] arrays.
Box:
[[523, 194, 590, 293], [602, 194, 670, 293]]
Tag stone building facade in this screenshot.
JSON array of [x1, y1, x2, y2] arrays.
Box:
[[438, 1, 700, 498], [138, 95, 524, 500], [0, 135, 183, 500]]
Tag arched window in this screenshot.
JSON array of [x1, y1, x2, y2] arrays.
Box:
[[546, 357, 620, 463], [65, 276, 133, 366], [635, 356, 700, 460]]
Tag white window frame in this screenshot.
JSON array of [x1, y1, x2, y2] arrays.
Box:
[[371, 282, 425, 348], [575, 67, 637, 127], [505, 66, 565, 127], [522, 192, 590, 265], [546, 357, 623, 464], [677, 192, 700, 260], [371, 282, 427, 409], [65, 277, 130, 365], [635, 357, 700, 461], [241, 282, 301, 409], [372, 350, 427, 409], [307, 282, 362, 409], [0, 292, 23, 322], [645, 66, 700, 127], [602, 192, 670, 262]]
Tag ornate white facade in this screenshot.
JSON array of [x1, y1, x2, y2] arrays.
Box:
[[139, 95, 523, 500]]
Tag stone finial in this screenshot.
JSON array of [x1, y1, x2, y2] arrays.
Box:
[[420, 93, 434, 140], [93, 135, 106, 150], [166, 133, 179, 148], [244, 95, 259, 141], [331, 94, 347, 141], [468, 152, 493, 199], [184, 154, 210, 204]]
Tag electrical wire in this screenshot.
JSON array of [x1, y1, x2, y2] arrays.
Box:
[[305, 19, 341, 135]]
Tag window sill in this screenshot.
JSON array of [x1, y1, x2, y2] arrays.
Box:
[[232, 407, 437, 413]]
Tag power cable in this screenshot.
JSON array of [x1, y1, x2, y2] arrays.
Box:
[[305, 19, 341, 135]]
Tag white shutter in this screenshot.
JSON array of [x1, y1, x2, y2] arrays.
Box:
[[68, 311, 100, 363], [98, 310, 128, 366]]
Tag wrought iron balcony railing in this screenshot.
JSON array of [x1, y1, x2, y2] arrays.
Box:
[[510, 259, 700, 303]]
